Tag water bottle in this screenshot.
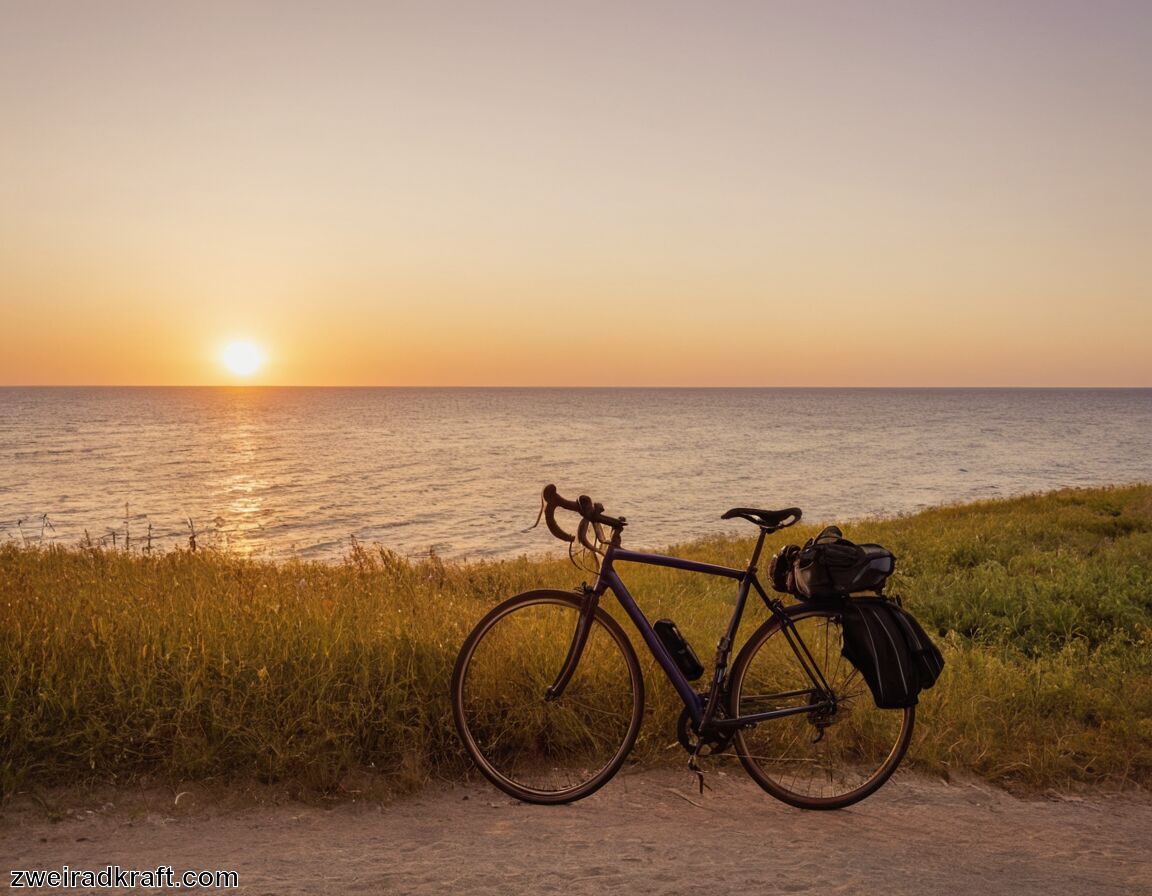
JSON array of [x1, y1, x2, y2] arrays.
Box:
[[654, 619, 705, 681]]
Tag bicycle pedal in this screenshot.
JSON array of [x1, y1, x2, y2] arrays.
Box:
[[687, 754, 712, 795]]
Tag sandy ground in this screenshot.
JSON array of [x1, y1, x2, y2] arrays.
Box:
[[3, 768, 1150, 896]]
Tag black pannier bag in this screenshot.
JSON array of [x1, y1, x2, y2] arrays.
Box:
[[839, 598, 945, 709], [790, 526, 895, 600]]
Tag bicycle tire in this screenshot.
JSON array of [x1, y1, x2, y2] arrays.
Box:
[[728, 604, 915, 810], [451, 590, 645, 804]]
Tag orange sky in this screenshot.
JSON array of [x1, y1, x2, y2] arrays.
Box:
[[2, 2, 1150, 386]]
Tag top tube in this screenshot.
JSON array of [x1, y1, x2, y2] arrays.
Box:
[[607, 547, 746, 581]]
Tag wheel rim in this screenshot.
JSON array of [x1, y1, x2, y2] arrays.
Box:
[[454, 596, 642, 801], [731, 607, 914, 807]]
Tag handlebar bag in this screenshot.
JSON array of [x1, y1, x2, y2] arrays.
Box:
[[839, 598, 945, 709], [791, 526, 895, 599]]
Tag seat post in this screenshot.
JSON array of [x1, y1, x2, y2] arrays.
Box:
[[747, 528, 770, 572]]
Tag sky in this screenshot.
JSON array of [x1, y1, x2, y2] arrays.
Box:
[[1, 1, 1150, 386]]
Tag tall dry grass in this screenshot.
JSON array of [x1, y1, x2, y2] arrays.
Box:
[[2, 484, 1150, 797]]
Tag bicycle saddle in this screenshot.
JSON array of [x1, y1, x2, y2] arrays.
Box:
[[721, 506, 802, 530]]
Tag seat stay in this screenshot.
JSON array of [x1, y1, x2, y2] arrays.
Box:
[[750, 577, 839, 700]]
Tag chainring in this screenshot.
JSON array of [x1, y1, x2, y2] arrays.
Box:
[[676, 703, 736, 756]]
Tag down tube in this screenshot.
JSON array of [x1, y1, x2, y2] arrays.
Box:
[[599, 567, 704, 718]]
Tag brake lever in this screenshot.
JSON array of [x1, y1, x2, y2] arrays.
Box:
[[576, 515, 595, 554], [589, 502, 608, 546]]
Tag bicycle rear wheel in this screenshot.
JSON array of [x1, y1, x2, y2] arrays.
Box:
[[728, 604, 914, 809], [451, 590, 644, 804]]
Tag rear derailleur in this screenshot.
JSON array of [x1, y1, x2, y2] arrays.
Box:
[[807, 689, 842, 744]]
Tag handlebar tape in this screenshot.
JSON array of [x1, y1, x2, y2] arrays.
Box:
[[542, 485, 576, 542], [543, 483, 582, 512]]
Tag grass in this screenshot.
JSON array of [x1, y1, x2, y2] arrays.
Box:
[[2, 483, 1151, 798]]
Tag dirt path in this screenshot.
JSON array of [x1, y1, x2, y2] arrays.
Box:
[[3, 769, 1150, 895]]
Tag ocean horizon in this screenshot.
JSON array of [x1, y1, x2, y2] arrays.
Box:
[[2, 387, 1150, 561]]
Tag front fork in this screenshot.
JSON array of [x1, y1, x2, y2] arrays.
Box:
[[544, 585, 599, 701]]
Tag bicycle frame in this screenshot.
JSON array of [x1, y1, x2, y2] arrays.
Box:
[[573, 529, 836, 732]]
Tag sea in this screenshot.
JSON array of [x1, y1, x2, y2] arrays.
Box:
[[1, 388, 1149, 561]]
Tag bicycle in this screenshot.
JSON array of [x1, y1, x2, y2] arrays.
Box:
[[451, 485, 915, 810]]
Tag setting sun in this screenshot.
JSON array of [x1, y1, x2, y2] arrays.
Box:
[[220, 340, 266, 377]]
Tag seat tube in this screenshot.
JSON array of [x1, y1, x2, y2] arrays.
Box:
[[747, 528, 769, 572], [700, 530, 767, 728]]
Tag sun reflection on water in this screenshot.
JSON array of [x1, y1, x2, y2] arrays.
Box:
[[212, 413, 273, 554]]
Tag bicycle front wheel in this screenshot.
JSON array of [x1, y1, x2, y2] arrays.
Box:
[[451, 590, 645, 804], [728, 604, 915, 810]]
